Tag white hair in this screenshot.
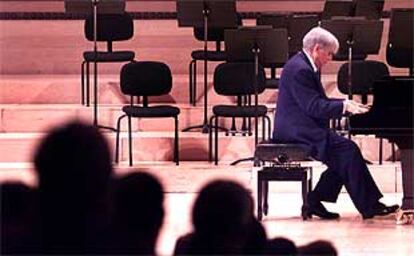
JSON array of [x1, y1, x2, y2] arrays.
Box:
[[302, 26, 339, 52]]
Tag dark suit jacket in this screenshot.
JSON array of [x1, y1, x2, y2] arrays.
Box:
[[273, 51, 344, 162]]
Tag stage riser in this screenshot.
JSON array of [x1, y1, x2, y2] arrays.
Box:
[[0, 130, 396, 163], [0, 162, 402, 194], [0, 104, 275, 132], [0, 19, 410, 76], [0, 74, 279, 104]]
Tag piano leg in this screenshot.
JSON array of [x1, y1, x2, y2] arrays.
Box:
[[400, 149, 414, 210]]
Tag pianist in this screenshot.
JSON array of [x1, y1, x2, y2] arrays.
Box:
[[273, 27, 399, 220]]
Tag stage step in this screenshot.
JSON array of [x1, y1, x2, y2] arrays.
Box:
[[0, 74, 282, 104], [0, 103, 275, 132], [0, 161, 402, 194]]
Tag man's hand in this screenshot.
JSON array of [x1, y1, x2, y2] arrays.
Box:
[[343, 100, 370, 115]]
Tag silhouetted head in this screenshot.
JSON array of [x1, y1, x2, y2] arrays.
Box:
[[33, 121, 112, 210], [114, 172, 164, 233], [1, 182, 38, 254], [112, 172, 164, 254], [266, 237, 297, 255], [32, 121, 113, 253], [299, 240, 337, 256], [193, 180, 253, 235]]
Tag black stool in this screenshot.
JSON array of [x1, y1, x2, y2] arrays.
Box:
[[254, 142, 313, 221]]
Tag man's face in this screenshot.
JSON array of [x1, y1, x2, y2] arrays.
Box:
[[313, 44, 336, 69]]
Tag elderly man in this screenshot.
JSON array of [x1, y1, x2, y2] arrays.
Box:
[[273, 27, 398, 219]]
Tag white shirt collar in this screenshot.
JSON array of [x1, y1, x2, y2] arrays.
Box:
[[303, 49, 318, 73]]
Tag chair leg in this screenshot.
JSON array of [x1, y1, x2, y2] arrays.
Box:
[[379, 138, 383, 165], [265, 115, 272, 140], [115, 114, 127, 163], [209, 116, 214, 162], [192, 60, 197, 106], [86, 61, 91, 107], [391, 143, 396, 162], [263, 181, 269, 215], [257, 173, 263, 221], [189, 59, 194, 105], [128, 116, 133, 167], [262, 116, 266, 141], [302, 170, 309, 220], [215, 116, 219, 165], [81, 61, 86, 105], [174, 116, 179, 165]]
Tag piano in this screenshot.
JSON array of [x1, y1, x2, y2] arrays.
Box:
[[349, 76, 414, 221]]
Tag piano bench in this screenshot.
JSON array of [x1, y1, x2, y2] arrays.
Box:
[[254, 142, 313, 220], [257, 166, 313, 221]]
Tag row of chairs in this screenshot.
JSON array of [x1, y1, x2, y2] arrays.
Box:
[[78, 8, 412, 166], [113, 61, 270, 167]]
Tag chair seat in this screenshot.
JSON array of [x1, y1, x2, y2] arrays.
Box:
[[254, 141, 310, 163], [265, 78, 280, 89], [83, 51, 135, 62], [212, 105, 268, 118], [122, 105, 180, 118], [191, 50, 226, 61]]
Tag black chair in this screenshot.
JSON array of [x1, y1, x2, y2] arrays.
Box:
[[337, 60, 393, 164], [254, 141, 313, 221], [256, 13, 317, 89], [386, 8, 414, 76], [256, 13, 290, 89], [189, 16, 242, 105], [115, 61, 180, 166], [354, 0, 384, 20], [209, 62, 271, 165], [81, 12, 135, 106], [322, 0, 384, 20]]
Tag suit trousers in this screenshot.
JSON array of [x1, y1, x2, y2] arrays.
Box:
[[312, 132, 383, 215]]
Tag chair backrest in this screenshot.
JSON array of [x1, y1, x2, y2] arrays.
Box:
[[337, 60, 389, 96], [85, 13, 134, 43], [288, 14, 320, 57], [386, 8, 414, 70], [256, 12, 291, 29], [354, 0, 384, 20], [322, 0, 354, 20], [213, 62, 266, 96], [256, 13, 319, 58], [120, 61, 172, 97], [322, 0, 384, 20]]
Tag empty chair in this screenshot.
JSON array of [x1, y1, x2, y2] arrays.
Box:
[[256, 13, 290, 89], [115, 61, 180, 166], [386, 8, 414, 75], [81, 12, 135, 106], [209, 62, 271, 165]]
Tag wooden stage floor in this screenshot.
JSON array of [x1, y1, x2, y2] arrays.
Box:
[[1, 161, 412, 255], [159, 192, 412, 256]]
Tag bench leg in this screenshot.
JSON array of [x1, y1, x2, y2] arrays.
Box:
[[257, 174, 263, 221], [301, 171, 309, 220]]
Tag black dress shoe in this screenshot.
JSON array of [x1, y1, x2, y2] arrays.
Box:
[[362, 202, 400, 219], [307, 201, 340, 220]]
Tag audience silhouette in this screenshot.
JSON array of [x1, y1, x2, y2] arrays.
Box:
[[174, 180, 264, 255], [1, 182, 38, 254], [0, 120, 340, 255], [33, 121, 113, 253], [111, 172, 164, 255], [299, 240, 337, 256], [265, 237, 298, 255]]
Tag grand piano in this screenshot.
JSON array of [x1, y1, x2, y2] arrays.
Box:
[[349, 76, 414, 222]]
